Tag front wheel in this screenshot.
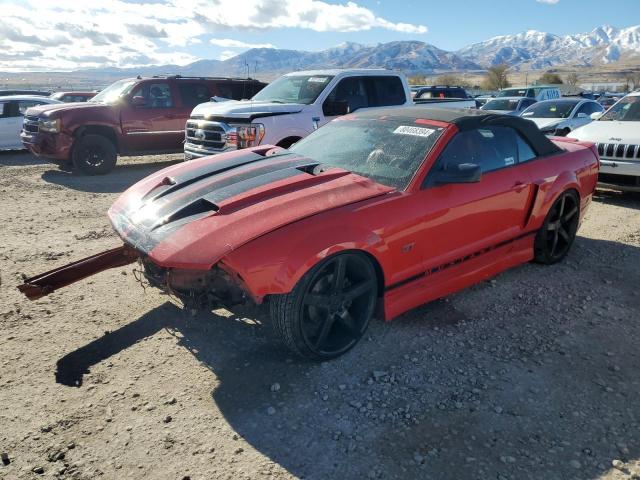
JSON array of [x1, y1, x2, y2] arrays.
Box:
[[72, 134, 117, 175], [270, 252, 378, 360], [534, 190, 580, 264]]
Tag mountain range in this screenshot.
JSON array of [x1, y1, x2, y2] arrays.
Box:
[[4, 25, 640, 85], [458, 25, 640, 70]]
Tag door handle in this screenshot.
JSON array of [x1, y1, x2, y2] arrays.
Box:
[[512, 181, 529, 193]]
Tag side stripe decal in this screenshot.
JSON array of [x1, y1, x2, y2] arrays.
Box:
[[385, 231, 537, 292]]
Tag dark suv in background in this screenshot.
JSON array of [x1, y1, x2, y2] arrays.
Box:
[[21, 75, 266, 174], [411, 85, 472, 100]]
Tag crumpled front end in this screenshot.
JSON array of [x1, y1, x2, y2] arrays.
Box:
[[139, 257, 255, 309]]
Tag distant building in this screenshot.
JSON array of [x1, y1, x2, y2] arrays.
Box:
[[580, 82, 628, 93]]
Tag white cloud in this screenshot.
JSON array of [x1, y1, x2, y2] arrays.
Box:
[[0, 0, 427, 71], [219, 50, 238, 61], [210, 39, 276, 49], [536, 0, 559, 4]]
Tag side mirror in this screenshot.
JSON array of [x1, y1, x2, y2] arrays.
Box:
[[131, 96, 146, 107], [590, 112, 603, 120], [433, 163, 482, 184], [577, 112, 588, 119], [323, 100, 349, 117]]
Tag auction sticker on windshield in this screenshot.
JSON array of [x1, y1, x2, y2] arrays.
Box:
[[393, 126, 436, 138]]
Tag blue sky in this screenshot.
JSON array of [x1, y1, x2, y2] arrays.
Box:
[[1, 0, 639, 71], [209, 0, 640, 53]]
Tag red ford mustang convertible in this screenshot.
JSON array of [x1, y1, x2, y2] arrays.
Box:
[[20, 108, 599, 360]]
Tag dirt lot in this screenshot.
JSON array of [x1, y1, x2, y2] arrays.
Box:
[[1, 151, 639, 480]]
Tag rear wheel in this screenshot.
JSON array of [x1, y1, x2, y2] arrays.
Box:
[[534, 191, 580, 264], [72, 134, 117, 175], [270, 252, 378, 360]]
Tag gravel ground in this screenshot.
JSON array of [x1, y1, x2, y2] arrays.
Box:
[[1, 151, 639, 480]]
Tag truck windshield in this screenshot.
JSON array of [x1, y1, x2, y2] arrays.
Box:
[[521, 101, 577, 119], [289, 118, 443, 190], [251, 75, 334, 105], [599, 96, 640, 122], [90, 79, 137, 104], [498, 88, 530, 98]]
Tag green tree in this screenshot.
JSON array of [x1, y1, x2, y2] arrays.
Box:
[[538, 72, 564, 84], [482, 64, 511, 90], [434, 74, 469, 87]]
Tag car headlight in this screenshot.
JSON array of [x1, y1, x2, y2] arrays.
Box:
[[229, 124, 265, 149], [39, 118, 61, 133]]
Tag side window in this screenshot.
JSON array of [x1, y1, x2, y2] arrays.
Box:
[[367, 76, 405, 107], [323, 77, 368, 115], [0, 102, 8, 118], [18, 101, 44, 115], [250, 82, 266, 97], [431, 126, 522, 179], [178, 83, 210, 107], [516, 134, 537, 163], [131, 82, 173, 108], [215, 82, 234, 99], [578, 102, 602, 116], [231, 82, 254, 100]]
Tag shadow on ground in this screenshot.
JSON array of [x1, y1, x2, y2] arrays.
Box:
[[56, 234, 640, 480], [41, 158, 181, 194], [594, 188, 640, 209]]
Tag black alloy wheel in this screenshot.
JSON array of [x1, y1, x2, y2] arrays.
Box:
[[534, 191, 580, 264], [71, 134, 117, 175], [270, 252, 378, 360]]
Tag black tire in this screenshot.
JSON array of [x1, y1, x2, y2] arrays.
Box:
[[57, 160, 74, 172], [71, 134, 117, 175], [270, 252, 378, 360], [534, 190, 580, 264]]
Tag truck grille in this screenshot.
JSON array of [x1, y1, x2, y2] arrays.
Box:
[[185, 120, 228, 150], [596, 143, 640, 160], [23, 115, 39, 134]]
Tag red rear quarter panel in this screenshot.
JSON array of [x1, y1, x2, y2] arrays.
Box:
[[524, 139, 598, 231]]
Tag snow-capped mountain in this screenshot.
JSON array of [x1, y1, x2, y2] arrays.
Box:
[[213, 41, 481, 78], [457, 25, 640, 69]]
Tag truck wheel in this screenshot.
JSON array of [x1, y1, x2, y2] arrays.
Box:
[[270, 252, 378, 360], [72, 134, 117, 175]]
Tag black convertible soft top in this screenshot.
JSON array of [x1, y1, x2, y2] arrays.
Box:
[[355, 106, 562, 157]]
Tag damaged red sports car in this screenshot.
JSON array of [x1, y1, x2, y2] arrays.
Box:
[[19, 107, 599, 360]]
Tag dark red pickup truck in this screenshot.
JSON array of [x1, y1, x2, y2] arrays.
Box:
[[21, 75, 266, 174]]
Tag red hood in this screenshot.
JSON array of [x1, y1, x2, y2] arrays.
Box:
[[108, 146, 394, 269], [25, 101, 115, 119]]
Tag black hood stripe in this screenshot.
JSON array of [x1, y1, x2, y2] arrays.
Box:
[[203, 164, 317, 206], [130, 155, 322, 234], [145, 151, 293, 203]]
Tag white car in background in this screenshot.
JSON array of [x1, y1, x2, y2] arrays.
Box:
[[520, 98, 604, 136], [497, 85, 562, 102], [568, 91, 640, 192], [0, 95, 61, 150], [480, 96, 537, 115]]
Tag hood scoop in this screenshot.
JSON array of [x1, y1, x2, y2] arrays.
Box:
[[142, 150, 286, 203]]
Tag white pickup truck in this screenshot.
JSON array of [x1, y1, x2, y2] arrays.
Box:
[[184, 69, 474, 159]]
